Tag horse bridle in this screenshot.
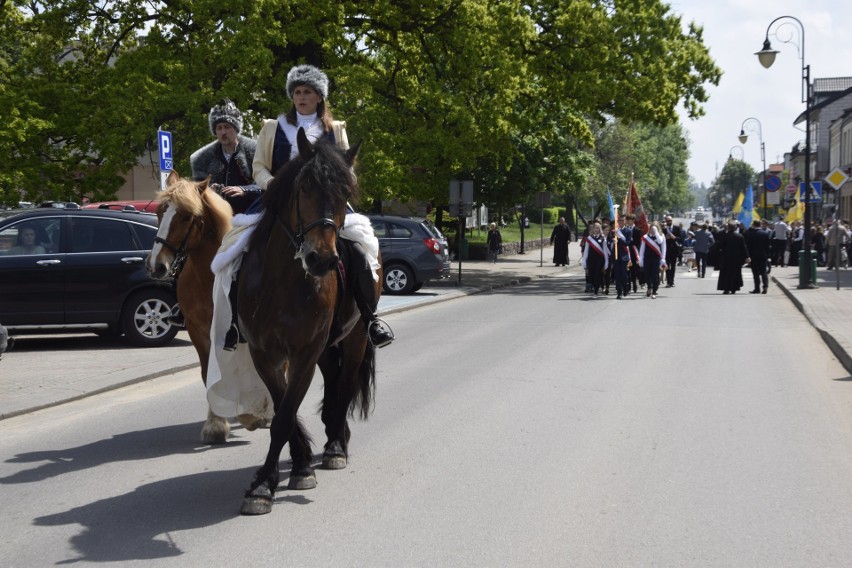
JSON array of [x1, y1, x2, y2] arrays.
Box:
[[154, 215, 199, 277], [276, 188, 342, 253]]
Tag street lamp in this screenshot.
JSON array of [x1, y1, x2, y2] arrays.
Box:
[[756, 15, 814, 289], [738, 117, 768, 219], [729, 145, 744, 161]]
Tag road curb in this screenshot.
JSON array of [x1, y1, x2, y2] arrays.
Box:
[[0, 361, 200, 421]]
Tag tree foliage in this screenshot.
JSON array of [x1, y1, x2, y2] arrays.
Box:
[[707, 158, 756, 214], [0, 0, 721, 209]]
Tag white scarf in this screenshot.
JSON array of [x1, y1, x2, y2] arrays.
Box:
[[278, 112, 325, 160]]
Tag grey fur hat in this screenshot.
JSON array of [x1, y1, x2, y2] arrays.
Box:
[[208, 98, 243, 135], [286, 65, 329, 100]]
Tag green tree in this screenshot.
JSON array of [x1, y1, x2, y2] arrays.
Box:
[[1, 0, 721, 209], [709, 158, 756, 217]]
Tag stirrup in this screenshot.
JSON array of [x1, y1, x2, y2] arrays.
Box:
[[167, 304, 186, 329], [368, 318, 394, 348]]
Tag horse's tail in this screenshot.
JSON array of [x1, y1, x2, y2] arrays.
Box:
[[351, 341, 376, 420]]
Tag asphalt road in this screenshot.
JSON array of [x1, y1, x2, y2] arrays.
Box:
[[2, 270, 852, 566]]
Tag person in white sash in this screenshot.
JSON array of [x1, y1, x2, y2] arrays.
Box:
[[581, 222, 609, 296], [638, 221, 667, 299], [251, 64, 393, 348]]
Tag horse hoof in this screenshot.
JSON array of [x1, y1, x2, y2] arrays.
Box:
[[241, 486, 273, 515], [201, 428, 228, 445], [288, 471, 317, 490], [322, 454, 347, 470]]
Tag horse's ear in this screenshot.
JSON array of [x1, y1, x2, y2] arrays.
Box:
[[166, 170, 181, 187], [344, 141, 362, 167], [198, 176, 211, 193], [296, 127, 315, 160]]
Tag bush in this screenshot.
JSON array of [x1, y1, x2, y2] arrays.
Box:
[[525, 207, 564, 225]]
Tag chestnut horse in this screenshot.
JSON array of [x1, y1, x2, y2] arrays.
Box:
[[146, 172, 267, 443], [238, 129, 377, 515]]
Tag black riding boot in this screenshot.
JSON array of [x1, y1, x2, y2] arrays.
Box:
[[167, 277, 186, 328], [352, 248, 394, 348], [167, 304, 186, 328]]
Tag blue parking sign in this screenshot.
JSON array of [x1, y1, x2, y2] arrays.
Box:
[[158, 130, 173, 171]]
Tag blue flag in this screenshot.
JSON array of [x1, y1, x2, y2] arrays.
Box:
[[737, 184, 754, 228], [607, 189, 616, 223]]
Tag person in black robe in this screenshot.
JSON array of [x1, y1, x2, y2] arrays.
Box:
[[716, 221, 750, 294], [550, 217, 572, 266]]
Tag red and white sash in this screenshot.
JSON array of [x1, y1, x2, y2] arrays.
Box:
[[586, 236, 606, 258], [642, 234, 662, 258]]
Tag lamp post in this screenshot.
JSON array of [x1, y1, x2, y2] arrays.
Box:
[[756, 15, 814, 289], [738, 117, 768, 219], [729, 145, 744, 161]]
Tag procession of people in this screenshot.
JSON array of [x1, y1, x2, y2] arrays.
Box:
[[574, 211, 852, 299]]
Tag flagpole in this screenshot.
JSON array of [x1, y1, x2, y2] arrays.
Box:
[[613, 205, 619, 259]]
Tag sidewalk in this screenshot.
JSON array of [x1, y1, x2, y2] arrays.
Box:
[[2, 242, 852, 420], [770, 264, 852, 375]]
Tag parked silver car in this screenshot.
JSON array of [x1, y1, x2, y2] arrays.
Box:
[[366, 214, 451, 294]]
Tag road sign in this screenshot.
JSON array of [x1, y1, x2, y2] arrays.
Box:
[[765, 175, 781, 191], [825, 167, 850, 190], [448, 179, 473, 217], [158, 130, 173, 171], [785, 184, 798, 195], [799, 181, 822, 203]]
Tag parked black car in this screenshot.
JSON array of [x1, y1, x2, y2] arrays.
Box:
[[0, 208, 178, 346], [366, 214, 451, 294]]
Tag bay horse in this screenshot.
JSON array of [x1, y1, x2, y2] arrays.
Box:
[[238, 129, 377, 515], [146, 172, 267, 443]]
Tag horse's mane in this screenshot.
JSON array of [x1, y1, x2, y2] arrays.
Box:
[[159, 179, 232, 238], [252, 140, 358, 246]]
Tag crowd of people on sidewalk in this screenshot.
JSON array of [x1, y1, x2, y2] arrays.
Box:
[[768, 217, 852, 270]]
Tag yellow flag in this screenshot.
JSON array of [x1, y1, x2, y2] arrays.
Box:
[[732, 192, 745, 214], [785, 186, 804, 222]]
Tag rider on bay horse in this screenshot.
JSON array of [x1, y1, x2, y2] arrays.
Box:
[[250, 64, 393, 349]]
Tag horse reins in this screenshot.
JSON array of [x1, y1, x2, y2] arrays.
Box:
[[154, 215, 210, 277], [276, 188, 341, 253]]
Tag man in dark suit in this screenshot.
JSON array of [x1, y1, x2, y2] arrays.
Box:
[[623, 214, 644, 292], [745, 219, 771, 294], [662, 215, 683, 287]]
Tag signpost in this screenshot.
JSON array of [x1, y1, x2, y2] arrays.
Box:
[[157, 130, 173, 190], [799, 181, 822, 203], [765, 175, 782, 206], [825, 168, 849, 191], [449, 179, 474, 284]]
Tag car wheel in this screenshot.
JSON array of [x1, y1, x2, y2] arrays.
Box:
[[411, 282, 423, 293], [383, 263, 414, 294], [121, 288, 178, 347]]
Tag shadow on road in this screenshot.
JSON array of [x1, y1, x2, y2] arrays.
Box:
[[1, 422, 248, 485], [34, 466, 261, 563]]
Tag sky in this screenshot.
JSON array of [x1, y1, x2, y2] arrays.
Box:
[[668, 0, 852, 188]]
